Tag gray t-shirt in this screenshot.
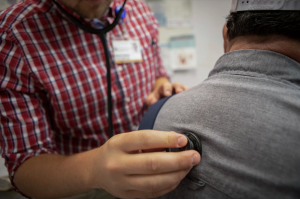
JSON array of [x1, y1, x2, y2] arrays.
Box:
[[154, 50, 300, 199]]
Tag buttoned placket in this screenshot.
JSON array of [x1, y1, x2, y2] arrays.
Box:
[[108, 19, 133, 106]]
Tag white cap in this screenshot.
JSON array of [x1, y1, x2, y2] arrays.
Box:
[[231, 0, 300, 13]]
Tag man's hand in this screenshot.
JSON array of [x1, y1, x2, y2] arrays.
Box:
[[13, 130, 200, 199], [89, 130, 201, 199], [146, 78, 189, 106]]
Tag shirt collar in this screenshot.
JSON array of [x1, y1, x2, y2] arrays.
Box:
[[210, 49, 300, 86], [54, 0, 115, 29]]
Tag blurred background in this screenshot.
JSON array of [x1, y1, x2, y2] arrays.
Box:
[[0, 0, 231, 196], [145, 0, 231, 87]]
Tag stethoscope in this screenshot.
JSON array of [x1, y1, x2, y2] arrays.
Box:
[[52, 0, 128, 139]]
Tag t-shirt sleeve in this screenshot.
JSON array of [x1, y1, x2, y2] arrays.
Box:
[[139, 96, 173, 130], [0, 31, 56, 194]]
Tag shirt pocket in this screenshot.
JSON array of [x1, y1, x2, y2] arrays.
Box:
[[182, 172, 206, 190]]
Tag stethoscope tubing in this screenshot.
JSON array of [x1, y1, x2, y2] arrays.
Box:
[[52, 0, 128, 139]]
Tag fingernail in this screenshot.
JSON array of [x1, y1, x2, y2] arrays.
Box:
[[192, 154, 199, 165], [177, 136, 186, 147], [165, 91, 171, 96], [176, 88, 183, 93]]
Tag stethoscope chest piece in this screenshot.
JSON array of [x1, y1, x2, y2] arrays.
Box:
[[167, 132, 202, 156]]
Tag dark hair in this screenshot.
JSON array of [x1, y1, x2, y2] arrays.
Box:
[[226, 11, 300, 41]]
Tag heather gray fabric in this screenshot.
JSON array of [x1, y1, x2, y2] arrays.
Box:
[[155, 50, 300, 199]]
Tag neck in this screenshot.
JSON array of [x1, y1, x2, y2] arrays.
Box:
[[59, 0, 112, 20], [227, 35, 300, 63]]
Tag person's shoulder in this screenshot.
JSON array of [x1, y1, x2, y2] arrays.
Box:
[[0, 0, 53, 33], [131, 0, 151, 7], [123, 0, 158, 30], [122, 0, 154, 15]]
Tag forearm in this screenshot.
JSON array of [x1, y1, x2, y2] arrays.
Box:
[[14, 150, 97, 199]]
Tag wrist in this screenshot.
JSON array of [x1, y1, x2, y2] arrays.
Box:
[[81, 147, 105, 190], [74, 149, 99, 190]]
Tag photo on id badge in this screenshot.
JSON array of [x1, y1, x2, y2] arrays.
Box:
[[112, 39, 143, 64]]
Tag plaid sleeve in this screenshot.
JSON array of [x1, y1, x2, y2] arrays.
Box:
[[0, 31, 56, 193], [142, 0, 169, 80], [153, 40, 169, 79]]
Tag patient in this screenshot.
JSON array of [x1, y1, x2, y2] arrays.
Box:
[[139, 2, 300, 199]]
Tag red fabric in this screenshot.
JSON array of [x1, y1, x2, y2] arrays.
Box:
[[0, 0, 167, 193]]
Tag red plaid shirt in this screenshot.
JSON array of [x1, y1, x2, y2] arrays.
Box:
[[0, 0, 167, 189]]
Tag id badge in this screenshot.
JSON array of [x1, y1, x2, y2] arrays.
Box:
[[112, 40, 143, 64]]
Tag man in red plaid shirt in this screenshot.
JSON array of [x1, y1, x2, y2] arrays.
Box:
[[0, 0, 201, 198]]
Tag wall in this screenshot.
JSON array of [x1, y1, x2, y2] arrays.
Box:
[[0, 0, 18, 10], [170, 0, 232, 87]]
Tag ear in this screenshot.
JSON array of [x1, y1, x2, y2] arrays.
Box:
[[223, 23, 228, 53]]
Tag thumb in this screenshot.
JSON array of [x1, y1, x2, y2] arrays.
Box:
[[160, 82, 172, 97], [146, 92, 160, 106]]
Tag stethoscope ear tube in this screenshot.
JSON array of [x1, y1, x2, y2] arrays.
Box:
[[52, 0, 127, 139]]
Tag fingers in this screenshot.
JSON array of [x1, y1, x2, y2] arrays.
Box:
[[125, 169, 188, 197], [160, 81, 172, 97], [146, 82, 189, 106], [146, 82, 172, 106], [172, 82, 190, 94], [146, 92, 158, 106], [117, 131, 188, 152], [141, 148, 166, 153], [122, 150, 201, 175], [99, 130, 201, 199]]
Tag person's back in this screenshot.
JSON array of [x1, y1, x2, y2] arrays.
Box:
[[153, 49, 300, 198], [139, 1, 300, 198]]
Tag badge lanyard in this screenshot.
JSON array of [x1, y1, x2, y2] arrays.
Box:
[[52, 0, 127, 139]]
